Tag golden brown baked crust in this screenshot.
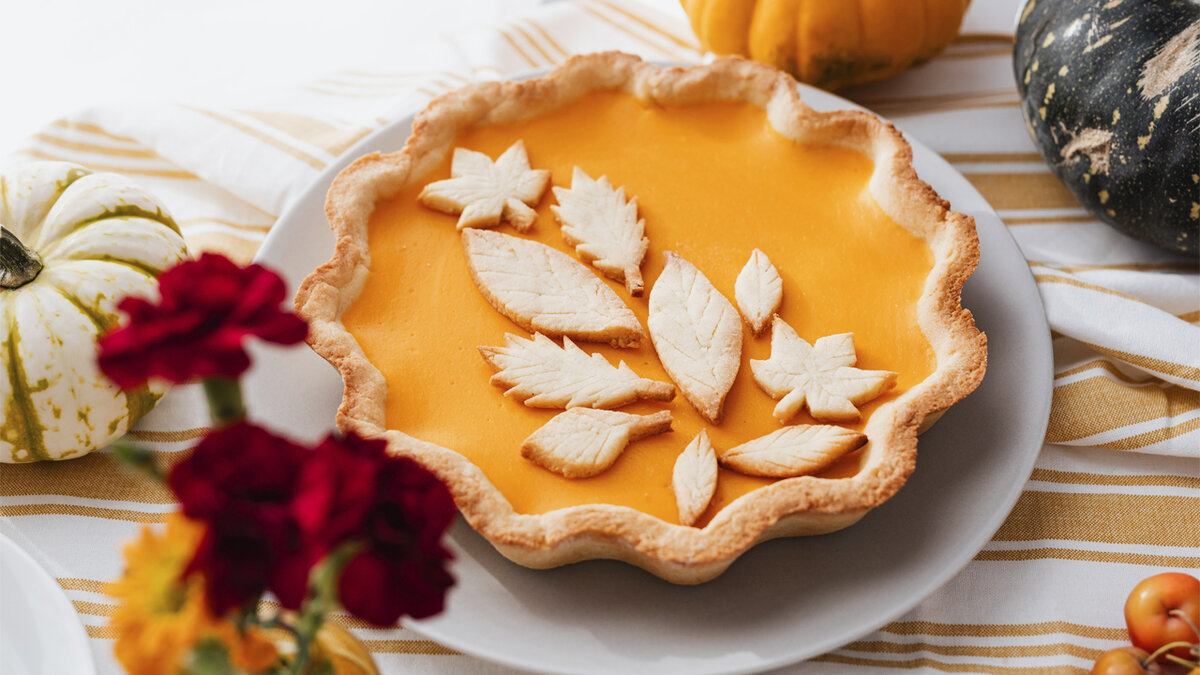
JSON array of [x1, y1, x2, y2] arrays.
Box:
[[294, 52, 987, 584]]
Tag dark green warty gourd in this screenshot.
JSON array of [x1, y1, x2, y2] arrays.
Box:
[[1014, 0, 1199, 254]]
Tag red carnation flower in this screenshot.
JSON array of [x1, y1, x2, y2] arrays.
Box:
[[293, 433, 456, 626], [338, 546, 454, 625], [168, 422, 313, 613], [293, 433, 385, 555], [98, 252, 308, 388], [187, 518, 312, 615], [339, 452, 456, 625]]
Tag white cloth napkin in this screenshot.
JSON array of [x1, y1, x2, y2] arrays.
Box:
[[2, 0, 1197, 673]]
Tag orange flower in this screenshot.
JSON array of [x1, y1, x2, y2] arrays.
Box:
[[107, 512, 279, 674], [213, 621, 282, 672]]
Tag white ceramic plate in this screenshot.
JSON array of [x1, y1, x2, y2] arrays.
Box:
[[244, 78, 1052, 675], [0, 533, 97, 675]]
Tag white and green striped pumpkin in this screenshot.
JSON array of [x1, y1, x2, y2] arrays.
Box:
[[1, 162, 188, 462]]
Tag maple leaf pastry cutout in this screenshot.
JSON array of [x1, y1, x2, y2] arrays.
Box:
[[478, 333, 674, 409], [418, 140, 551, 231], [750, 316, 897, 423], [551, 167, 649, 296]]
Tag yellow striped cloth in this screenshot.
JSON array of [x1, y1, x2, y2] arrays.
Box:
[[1, 0, 1197, 673]]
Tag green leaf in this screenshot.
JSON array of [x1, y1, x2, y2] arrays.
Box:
[[109, 438, 164, 482]]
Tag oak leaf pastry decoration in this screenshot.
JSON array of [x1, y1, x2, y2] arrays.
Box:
[[719, 425, 867, 478], [419, 140, 550, 232], [478, 333, 674, 409], [734, 248, 783, 336], [551, 167, 649, 296], [647, 251, 742, 424], [521, 408, 674, 478], [672, 431, 718, 527], [462, 228, 645, 347], [751, 316, 897, 423]]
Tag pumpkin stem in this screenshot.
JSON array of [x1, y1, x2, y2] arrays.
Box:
[[1, 226, 43, 289]]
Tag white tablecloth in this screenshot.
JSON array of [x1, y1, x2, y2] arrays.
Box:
[[2, 0, 1197, 673]]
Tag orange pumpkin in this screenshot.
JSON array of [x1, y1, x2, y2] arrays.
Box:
[[681, 0, 971, 90]]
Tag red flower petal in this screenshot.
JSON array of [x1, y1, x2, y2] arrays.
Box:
[[169, 423, 314, 613], [338, 550, 453, 626], [96, 253, 308, 388]]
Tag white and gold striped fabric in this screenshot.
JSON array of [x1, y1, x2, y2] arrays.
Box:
[[1, 0, 1196, 673]]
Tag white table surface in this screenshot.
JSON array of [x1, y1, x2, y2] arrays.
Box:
[[0, 0, 688, 157]]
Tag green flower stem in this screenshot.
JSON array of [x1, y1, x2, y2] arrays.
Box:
[[286, 543, 361, 674], [203, 377, 245, 428], [289, 604, 325, 673], [183, 637, 237, 675], [288, 582, 331, 674], [1, 227, 43, 289]]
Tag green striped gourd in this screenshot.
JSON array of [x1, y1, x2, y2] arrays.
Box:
[[1, 162, 188, 462]]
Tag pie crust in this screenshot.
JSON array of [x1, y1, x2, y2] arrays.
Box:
[[295, 52, 987, 584]]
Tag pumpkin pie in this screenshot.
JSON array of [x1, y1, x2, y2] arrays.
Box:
[[295, 52, 986, 584]]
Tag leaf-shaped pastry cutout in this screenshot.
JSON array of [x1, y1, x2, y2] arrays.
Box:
[[719, 425, 867, 478], [647, 251, 742, 423], [479, 333, 674, 408], [734, 249, 782, 336], [672, 431, 718, 526], [419, 140, 550, 232], [551, 167, 649, 296], [522, 409, 673, 478], [462, 229, 646, 347], [750, 316, 898, 423]]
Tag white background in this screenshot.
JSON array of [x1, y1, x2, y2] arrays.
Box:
[[0, 0, 687, 156]]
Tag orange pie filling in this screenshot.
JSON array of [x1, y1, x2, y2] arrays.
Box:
[[342, 90, 936, 527]]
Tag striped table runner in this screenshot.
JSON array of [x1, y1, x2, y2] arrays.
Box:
[[2, 0, 1196, 673]]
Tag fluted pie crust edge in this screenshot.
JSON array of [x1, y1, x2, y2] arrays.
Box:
[[294, 52, 987, 584]]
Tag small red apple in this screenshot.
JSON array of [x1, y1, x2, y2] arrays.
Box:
[[1124, 573, 1200, 662], [1091, 646, 1163, 675]]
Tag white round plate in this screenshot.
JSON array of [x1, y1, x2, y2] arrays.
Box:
[[244, 77, 1052, 675], [0, 533, 97, 675]]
